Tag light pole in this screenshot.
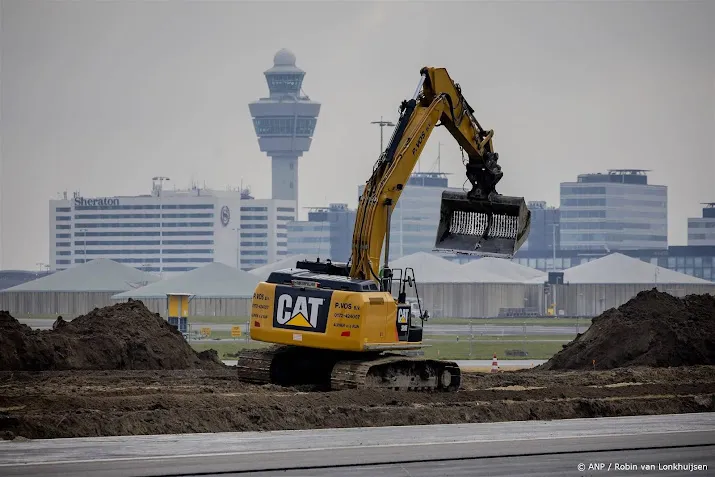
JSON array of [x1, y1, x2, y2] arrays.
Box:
[[153, 176, 170, 277], [371, 116, 395, 154]]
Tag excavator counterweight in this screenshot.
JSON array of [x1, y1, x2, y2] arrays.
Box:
[[435, 190, 531, 258]]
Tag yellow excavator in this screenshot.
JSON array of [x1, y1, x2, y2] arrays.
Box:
[[236, 67, 531, 392]]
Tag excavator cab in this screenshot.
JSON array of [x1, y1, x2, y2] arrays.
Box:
[[434, 190, 531, 258]]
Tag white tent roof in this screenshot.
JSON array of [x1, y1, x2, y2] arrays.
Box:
[[248, 254, 316, 279], [526, 252, 712, 284], [461, 257, 547, 283], [0, 258, 160, 293], [112, 262, 261, 299], [388, 252, 517, 283]]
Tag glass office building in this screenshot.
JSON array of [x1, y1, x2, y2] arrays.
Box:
[[687, 203, 715, 246], [559, 169, 667, 251]]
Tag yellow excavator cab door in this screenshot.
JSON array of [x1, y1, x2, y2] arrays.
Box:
[[434, 190, 531, 258]]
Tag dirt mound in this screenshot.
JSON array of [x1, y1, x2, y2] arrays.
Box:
[[0, 300, 224, 371], [539, 289, 715, 371]]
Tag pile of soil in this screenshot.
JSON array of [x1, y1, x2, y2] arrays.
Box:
[[0, 300, 224, 371], [540, 289, 715, 370]]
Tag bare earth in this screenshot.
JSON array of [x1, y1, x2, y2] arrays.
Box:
[[2, 365, 713, 440]]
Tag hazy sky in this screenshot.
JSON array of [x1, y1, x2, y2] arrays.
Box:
[[1, 0, 713, 270]]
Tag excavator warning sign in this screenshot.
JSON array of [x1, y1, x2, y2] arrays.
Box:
[[273, 286, 332, 333], [231, 326, 242, 338]]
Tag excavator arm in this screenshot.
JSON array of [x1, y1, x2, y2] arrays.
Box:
[[348, 67, 530, 283]]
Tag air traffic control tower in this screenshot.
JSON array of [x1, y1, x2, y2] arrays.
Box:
[[249, 49, 321, 204]]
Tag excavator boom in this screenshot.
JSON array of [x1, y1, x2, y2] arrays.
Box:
[[349, 67, 530, 282]]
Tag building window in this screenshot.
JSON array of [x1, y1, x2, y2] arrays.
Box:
[[241, 207, 268, 212]]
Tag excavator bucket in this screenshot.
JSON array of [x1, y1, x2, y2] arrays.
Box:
[[434, 190, 531, 258]]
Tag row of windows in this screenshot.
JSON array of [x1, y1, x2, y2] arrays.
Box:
[[561, 198, 666, 209], [277, 207, 295, 213], [559, 222, 654, 231], [75, 249, 214, 255], [560, 210, 667, 220], [70, 222, 213, 228], [561, 233, 668, 243], [561, 198, 606, 207], [289, 236, 330, 244], [561, 211, 607, 219], [242, 224, 268, 229], [608, 198, 666, 208], [266, 74, 303, 93], [689, 222, 715, 229], [253, 117, 317, 136], [241, 241, 268, 247], [56, 216, 72, 221], [242, 215, 267, 221], [561, 185, 666, 197], [73, 213, 214, 219], [69, 240, 214, 246], [73, 231, 214, 237], [560, 186, 607, 195], [241, 250, 268, 256], [241, 232, 267, 238], [689, 233, 715, 240], [277, 215, 295, 221], [241, 207, 267, 212], [289, 225, 330, 232], [277, 241, 287, 247]]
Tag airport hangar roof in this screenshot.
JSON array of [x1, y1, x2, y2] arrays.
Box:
[[113, 262, 262, 299], [525, 252, 713, 284], [0, 258, 160, 293]]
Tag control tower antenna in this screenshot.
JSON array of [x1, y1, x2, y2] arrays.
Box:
[[249, 49, 321, 212]]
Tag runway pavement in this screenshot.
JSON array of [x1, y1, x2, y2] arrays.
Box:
[[1, 413, 712, 477]]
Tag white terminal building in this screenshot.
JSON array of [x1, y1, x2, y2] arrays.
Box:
[[49, 179, 295, 275]]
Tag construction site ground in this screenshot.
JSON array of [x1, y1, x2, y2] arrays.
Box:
[[2, 289, 714, 440], [2, 365, 714, 440]]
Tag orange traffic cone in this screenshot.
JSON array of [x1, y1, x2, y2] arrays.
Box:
[[491, 353, 499, 373]]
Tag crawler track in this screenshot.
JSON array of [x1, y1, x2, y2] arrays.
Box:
[[235, 345, 461, 391]]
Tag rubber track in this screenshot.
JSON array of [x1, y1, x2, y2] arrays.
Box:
[[331, 355, 462, 391], [234, 346, 283, 385], [236, 346, 462, 392]]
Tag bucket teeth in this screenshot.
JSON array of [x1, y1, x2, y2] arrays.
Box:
[[434, 190, 531, 258]]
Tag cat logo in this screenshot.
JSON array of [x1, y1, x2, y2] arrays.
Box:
[[273, 286, 332, 333]]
